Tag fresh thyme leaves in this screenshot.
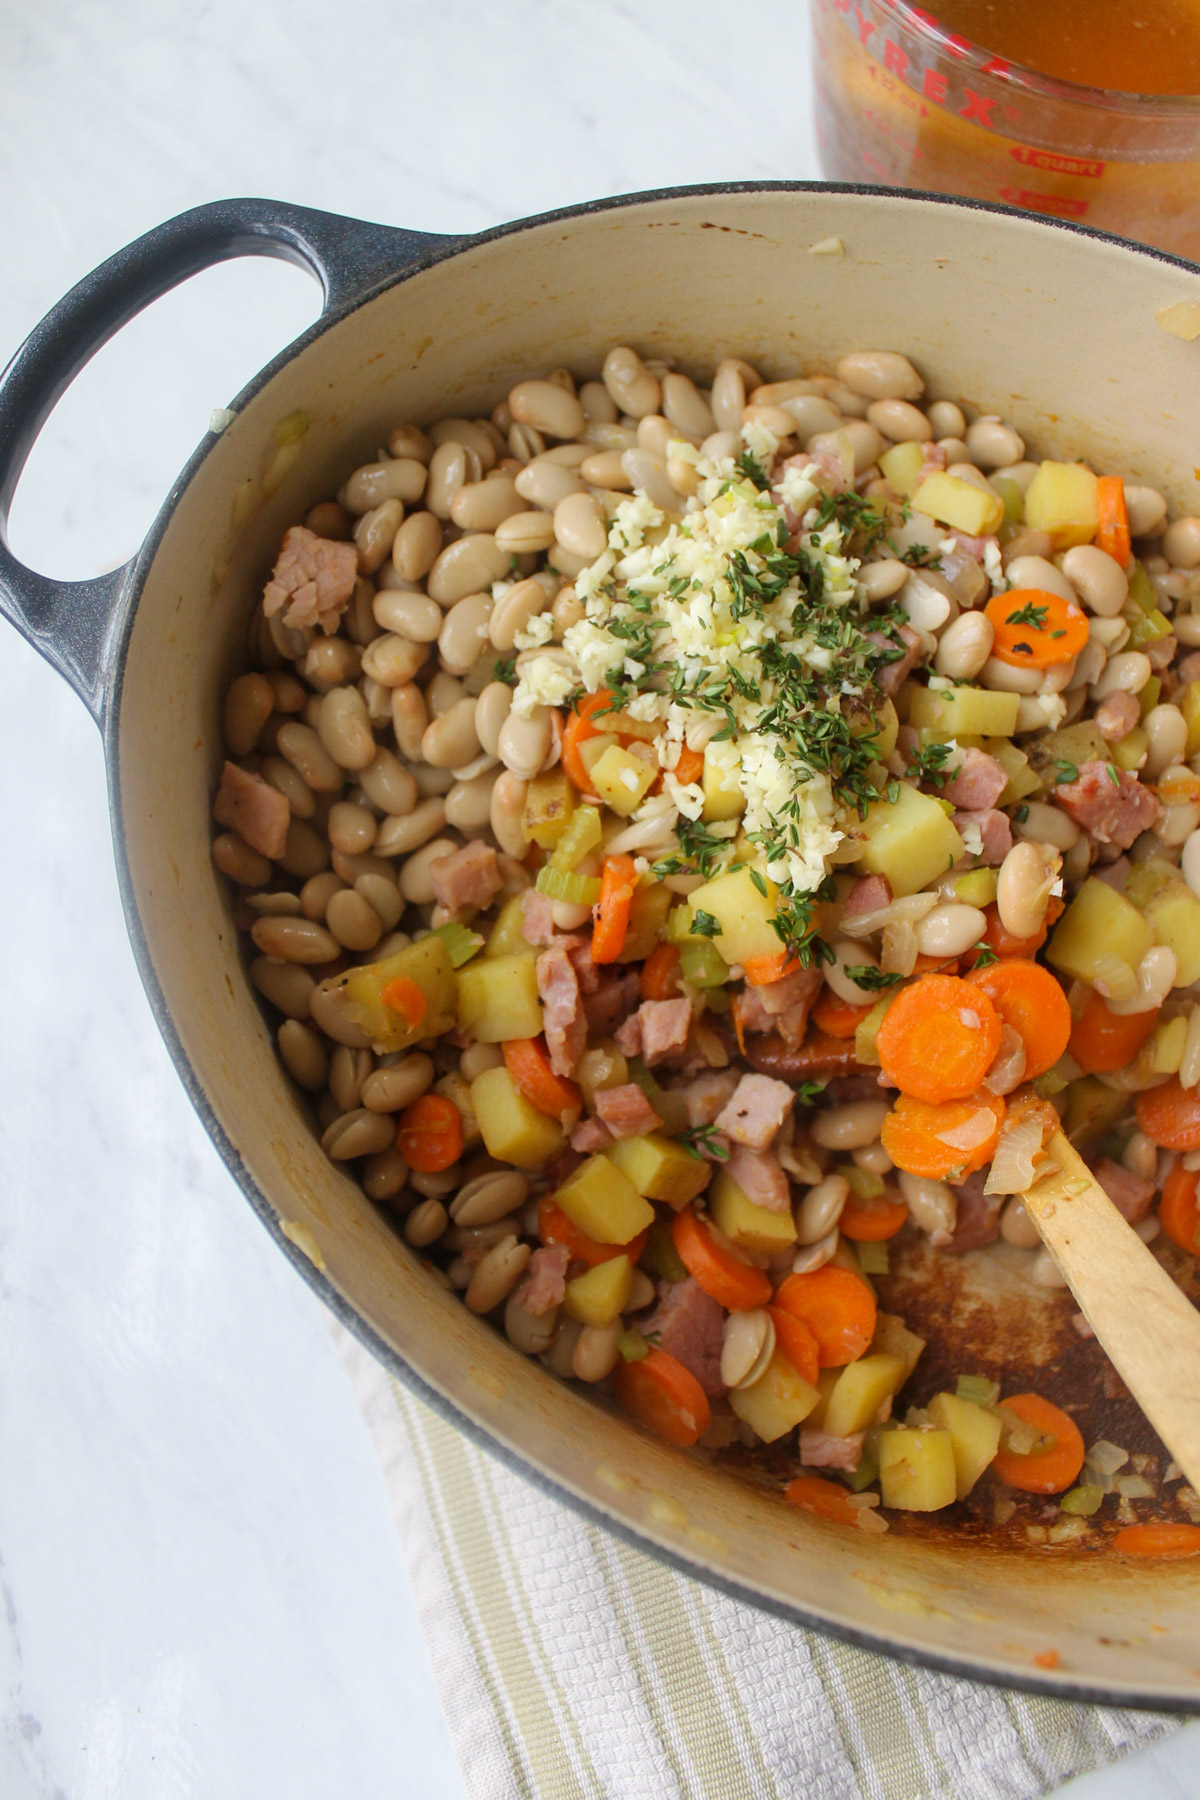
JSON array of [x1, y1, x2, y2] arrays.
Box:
[[1053, 759, 1080, 786], [726, 543, 800, 622], [492, 653, 517, 685], [906, 739, 954, 789], [1006, 599, 1049, 630], [689, 910, 721, 938], [678, 1124, 731, 1162], [794, 1081, 827, 1107], [812, 490, 893, 559], [899, 541, 943, 569], [734, 447, 771, 491], [1106, 763, 1121, 786], [650, 816, 733, 882], [970, 942, 999, 968], [843, 964, 904, 991]]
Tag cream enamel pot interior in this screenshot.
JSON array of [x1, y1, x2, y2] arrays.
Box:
[[3, 185, 1200, 1709]]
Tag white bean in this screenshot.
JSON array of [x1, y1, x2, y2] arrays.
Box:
[[399, 837, 458, 906], [1060, 544, 1128, 617], [934, 611, 994, 680], [897, 1171, 956, 1237], [926, 400, 966, 438], [1000, 1197, 1041, 1248], [866, 398, 932, 443], [981, 656, 1043, 694], [1143, 704, 1187, 779], [1164, 517, 1200, 569], [825, 939, 885, 1005], [965, 416, 1024, 469], [915, 903, 987, 959], [1030, 1246, 1068, 1289], [1124, 485, 1167, 537], [1004, 555, 1077, 603], [1012, 801, 1079, 850], [795, 1175, 850, 1245], [1092, 650, 1152, 699], [859, 559, 908, 602], [836, 350, 923, 401], [811, 1100, 891, 1151], [1181, 828, 1200, 897], [997, 841, 1056, 940], [498, 705, 552, 780]]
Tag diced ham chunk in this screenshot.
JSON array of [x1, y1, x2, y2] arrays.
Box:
[[213, 760, 290, 859], [940, 1171, 1003, 1253], [733, 963, 823, 1049], [844, 874, 892, 916], [675, 1068, 741, 1129], [616, 998, 692, 1065], [725, 1145, 791, 1215], [800, 1427, 865, 1472], [942, 748, 1008, 812], [594, 1083, 662, 1139], [1093, 1156, 1156, 1224], [523, 1244, 570, 1316], [919, 441, 947, 474], [570, 1116, 614, 1154], [262, 525, 358, 633], [565, 941, 602, 995], [639, 1278, 726, 1398], [430, 841, 502, 915], [1055, 760, 1162, 850], [1094, 690, 1141, 742], [536, 944, 586, 1077], [715, 1073, 794, 1150], [583, 968, 641, 1036], [954, 807, 1012, 866], [868, 622, 922, 697], [520, 890, 557, 946]]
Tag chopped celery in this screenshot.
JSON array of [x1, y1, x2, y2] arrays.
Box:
[[1060, 1484, 1104, 1517], [535, 864, 602, 904], [626, 1056, 667, 1107], [1125, 561, 1172, 645], [1031, 1063, 1071, 1098], [701, 986, 731, 1014], [549, 804, 602, 871], [954, 868, 998, 909], [644, 1218, 689, 1283], [1127, 605, 1172, 648], [678, 937, 728, 988], [993, 476, 1023, 525], [857, 1242, 889, 1275], [955, 1374, 1001, 1409], [842, 1165, 885, 1200], [430, 920, 485, 968], [1127, 559, 1158, 615], [845, 1451, 880, 1493], [618, 1329, 649, 1364], [1138, 675, 1162, 720]]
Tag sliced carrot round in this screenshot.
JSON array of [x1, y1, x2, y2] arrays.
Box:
[[993, 1393, 1084, 1494], [880, 1089, 1006, 1181], [774, 1266, 877, 1368], [672, 1209, 771, 1312], [767, 1305, 821, 1387], [985, 588, 1090, 668], [785, 1473, 858, 1525], [503, 1037, 582, 1121], [1069, 990, 1160, 1075], [614, 1348, 712, 1448], [1136, 1078, 1200, 1151], [1111, 1522, 1200, 1557], [396, 1093, 463, 1173], [743, 952, 800, 988], [1160, 1165, 1200, 1256], [537, 1196, 645, 1269], [812, 990, 873, 1040], [839, 1192, 909, 1241], [876, 973, 1003, 1103], [640, 942, 682, 1002], [965, 958, 1072, 1079]]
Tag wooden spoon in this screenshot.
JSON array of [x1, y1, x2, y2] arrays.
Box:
[[1020, 1129, 1200, 1493]]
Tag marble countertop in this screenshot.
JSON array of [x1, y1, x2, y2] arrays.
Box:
[[0, 3, 1196, 1794]]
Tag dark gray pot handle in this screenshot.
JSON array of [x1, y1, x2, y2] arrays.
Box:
[[0, 198, 452, 721]]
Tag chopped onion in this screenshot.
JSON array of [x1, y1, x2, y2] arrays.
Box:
[[937, 1108, 998, 1153], [880, 918, 919, 976], [1086, 1440, 1129, 1477], [1091, 952, 1137, 1004], [984, 1105, 1055, 1196], [1116, 1474, 1155, 1499], [838, 893, 939, 940]]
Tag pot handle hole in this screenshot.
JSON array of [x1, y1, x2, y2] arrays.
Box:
[[0, 198, 453, 722]]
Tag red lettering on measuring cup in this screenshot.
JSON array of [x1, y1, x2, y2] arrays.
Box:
[[981, 55, 1012, 77], [922, 66, 948, 103], [1000, 187, 1090, 218], [855, 7, 877, 45], [1011, 146, 1106, 178], [883, 37, 910, 77], [960, 88, 996, 127]]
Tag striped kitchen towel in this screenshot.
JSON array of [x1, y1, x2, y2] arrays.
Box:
[[333, 1324, 1175, 1800]]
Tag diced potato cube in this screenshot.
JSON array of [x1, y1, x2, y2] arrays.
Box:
[[604, 1133, 712, 1208], [471, 1066, 566, 1167], [821, 1354, 908, 1439], [1025, 720, 1107, 781], [555, 1155, 655, 1245], [617, 879, 674, 964], [564, 1254, 633, 1326], [709, 1168, 797, 1255], [870, 697, 899, 762], [522, 769, 576, 848], [878, 1427, 958, 1510], [853, 782, 966, 897], [1023, 460, 1099, 550], [589, 742, 658, 816], [1110, 726, 1148, 772], [457, 951, 543, 1042], [912, 471, 1004, 537], [880, 439, 925, 498], [953, 868, 998, 909], [727, 1350, 820, 1443], [926, 1392, 1002, 1499], [342, 936, 457, 1053], [1145, 883, 1200, 986], [1123, 858, 1178, 909], [688, 864, 782, 966], [702, 748, 746, 821], [1062, 1076, 1129, 1144], [982, 737, 1042, 806], [486, 893, 531, 958], [1047, 878, 1153, 987], [908, 684, 1020, 738], [869, 1312, 926, 1382]]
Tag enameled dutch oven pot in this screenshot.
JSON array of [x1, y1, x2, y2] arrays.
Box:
[[4, 183, 1200, 1709]]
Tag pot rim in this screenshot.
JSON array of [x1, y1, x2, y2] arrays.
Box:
[[101, 180, 1200, 1709]]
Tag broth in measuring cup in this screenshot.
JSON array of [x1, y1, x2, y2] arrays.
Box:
[[813, 0, 1200, 257]]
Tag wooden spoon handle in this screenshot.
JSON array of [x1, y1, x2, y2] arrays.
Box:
[[1022, 1131, 1200, 1494]]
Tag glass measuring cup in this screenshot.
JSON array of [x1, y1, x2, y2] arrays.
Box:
[[812, 0, 1200, 258]]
